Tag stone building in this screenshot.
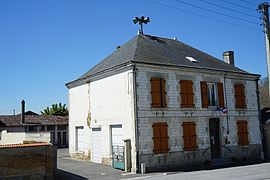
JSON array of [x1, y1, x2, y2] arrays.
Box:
[[66, 34, 262, 172]]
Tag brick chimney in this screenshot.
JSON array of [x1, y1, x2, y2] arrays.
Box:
[[21, 100, 25, 124], [223, 51, 234, 66]]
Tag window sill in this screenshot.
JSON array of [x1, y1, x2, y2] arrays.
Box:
[[151, 107, 168, 111]]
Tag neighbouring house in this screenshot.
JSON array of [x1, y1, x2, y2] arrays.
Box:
[[0, 101, 68, 147], [66, 34, 262, 172]]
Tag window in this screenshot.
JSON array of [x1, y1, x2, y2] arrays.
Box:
[[180, 80, 194, 108], [152, 122, 169, 154], [201, 81, 224, 108], [237, 121, 249, 146], [182, 122, 197, 151], [150, 77, 167, 108], [234, 84, 246, 109]]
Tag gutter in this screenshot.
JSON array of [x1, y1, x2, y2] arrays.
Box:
[[132, 64, 139, 172]]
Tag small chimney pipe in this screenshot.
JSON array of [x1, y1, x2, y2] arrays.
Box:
[[223, 51, 235, 66], [21, 100, 25, 124]]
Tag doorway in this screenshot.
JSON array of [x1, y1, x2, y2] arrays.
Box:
[[209, 118, 221, 159]]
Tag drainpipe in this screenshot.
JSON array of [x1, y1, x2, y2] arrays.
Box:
[[132, 65, 139, 172], [224, 73, 230, 134], [256, 78, 266, 159]]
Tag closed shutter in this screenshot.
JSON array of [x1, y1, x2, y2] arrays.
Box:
[[161, 78, 167, 108], [187, 80, 194, 107], [180, 80, 194, 108], [180, 80, 188, 107], [201, 81, 208, 108], [217, 82, 225, 107], [234, 84, 246, 108], [237, 121, 249, 146], [151, 78, 162, 108], [182, 122, 197, 151], [160, 123, 169, 153], [152, 122, 169, 154]]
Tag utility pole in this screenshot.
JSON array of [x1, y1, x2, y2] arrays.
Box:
[[258, 2, 270, 97]]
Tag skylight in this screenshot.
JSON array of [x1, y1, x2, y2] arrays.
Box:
[[186, 56, 198, 63]]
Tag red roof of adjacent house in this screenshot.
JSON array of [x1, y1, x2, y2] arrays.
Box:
[[0, 142, 52, 149], [0, 114, 68, 127]]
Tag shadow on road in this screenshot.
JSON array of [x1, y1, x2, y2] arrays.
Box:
[[56, 169, 88, 180]]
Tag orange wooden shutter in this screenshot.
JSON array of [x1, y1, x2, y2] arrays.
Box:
[[151, 78, 161, 108], [237, 121, 249, 146], [241, 85, 246, 108], [235, 84, 246, 109], [180, 80, 188, 107], [160, 123, 169, 153], [201, 81, 208, 108], [161, 78, 167, 108], [152, 123, 161, 153], [217, 82, 225, 107], [182, 123, 190, 150], [189, 122, 197, 150], [186, 80, 195, 108]]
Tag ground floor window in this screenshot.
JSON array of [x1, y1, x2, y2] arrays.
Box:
[[182, 122, 197, 151], [237, 120, 249, 146], [152, 122, 169, 154]]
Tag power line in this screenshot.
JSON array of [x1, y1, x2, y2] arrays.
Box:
[[239, 0, 258, 6], [174, 0, 259, 25], [198, 0, 259, 19], [147, 0, 262, 32], [220, 0, 255, 11]]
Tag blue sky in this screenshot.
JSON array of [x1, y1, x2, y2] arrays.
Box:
[[0, 0, 267, 114]]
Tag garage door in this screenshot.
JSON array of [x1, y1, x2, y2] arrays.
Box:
[[76, 126, 84, 151], [92, 128, 102, 163]]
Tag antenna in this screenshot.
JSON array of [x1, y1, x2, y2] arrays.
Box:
[[133, 16, 150, 34]]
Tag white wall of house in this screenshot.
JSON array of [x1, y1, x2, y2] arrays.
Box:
[[0, 130, 50, 145], [69, 69, 136, 171], [69, 83, 90, 157]]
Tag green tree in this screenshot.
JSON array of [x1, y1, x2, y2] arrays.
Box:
[[41, 103, 68, 116]]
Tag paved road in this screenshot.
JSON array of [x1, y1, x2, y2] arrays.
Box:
[[57, 148, 270, 180], [127, 163, 270, 180]]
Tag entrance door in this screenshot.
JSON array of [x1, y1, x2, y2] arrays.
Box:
[[111, 125, 124, 170], [209, 118, 221, 159], [92, 128, 102, 163], [76, 126, 84, 151]]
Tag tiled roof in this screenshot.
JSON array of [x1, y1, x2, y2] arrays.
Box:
[[0, 142, 51, 149], [67, 34, 259, 87], [0, 114, 68, 127]]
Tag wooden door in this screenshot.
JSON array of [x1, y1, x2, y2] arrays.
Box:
[[209, 118, 221, 159]]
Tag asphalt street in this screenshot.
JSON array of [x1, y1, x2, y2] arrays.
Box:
[[57, 148, 270, 180]]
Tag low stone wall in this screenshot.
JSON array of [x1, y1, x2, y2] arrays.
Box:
[[0, 143, 56, 180]]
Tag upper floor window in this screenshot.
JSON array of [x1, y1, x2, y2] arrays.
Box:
[[180, 80, 194, 108], [150, 77, 167, 108], [201, 81, 224, 108], [234, 84, 246, 109]]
